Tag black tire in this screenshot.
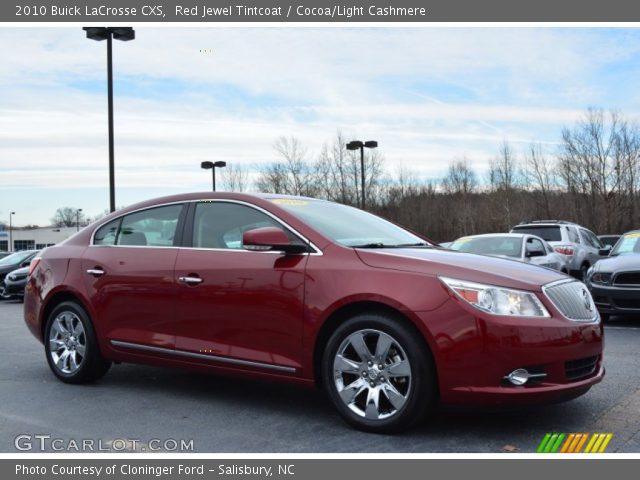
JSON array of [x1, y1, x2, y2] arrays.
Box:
[[600, 313, 610, 323], [321, 312, 436, 433], [580, 263, 590, 281], [44, 301, 111, 384]]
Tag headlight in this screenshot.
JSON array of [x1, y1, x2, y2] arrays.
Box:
[[590, 272, 611, 285], [440, 277, 550, 317]]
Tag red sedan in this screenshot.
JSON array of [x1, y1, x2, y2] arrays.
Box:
[[24, 193, 604, 432]]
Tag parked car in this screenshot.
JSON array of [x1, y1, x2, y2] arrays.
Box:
[[1, 266, 29, 300], [586, 230, 640, 321], [511, 221, 605, 279], [0, 252, 11, 260], [24, 193, 603, 433], [448, 234, 569, 273], [439, 242, 452, 248], [598, 235, 621, 250], [0, 250, 39, 299]]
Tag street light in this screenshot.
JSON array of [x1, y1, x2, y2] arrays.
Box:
[[83, 27, 135, 213], [346, 140, 378, 209], [76, 208, 83, 232], [201, 161, 227, 192], [9, 212, 15, 252]]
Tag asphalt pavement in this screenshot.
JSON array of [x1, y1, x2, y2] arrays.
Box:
[[1, 299, 639, 453]]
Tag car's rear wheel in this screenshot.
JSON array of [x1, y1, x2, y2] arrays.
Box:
[[44, 301, 111, 384], [580, 263, 590, 280], [322, 312, 436, 433]]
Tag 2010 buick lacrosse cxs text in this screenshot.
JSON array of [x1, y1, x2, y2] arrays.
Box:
[[24, 192, 604, 433]]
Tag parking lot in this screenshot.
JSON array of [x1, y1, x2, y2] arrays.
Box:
[[1, 299, 639, 453]]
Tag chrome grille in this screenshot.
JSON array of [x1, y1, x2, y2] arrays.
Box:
[[543, 280, 598, 322]]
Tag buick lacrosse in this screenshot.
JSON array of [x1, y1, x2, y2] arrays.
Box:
[[24, 193, 604, 432]]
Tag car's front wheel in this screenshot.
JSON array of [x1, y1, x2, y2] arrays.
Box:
[[322, 312, 436, 433], [44, 301, 111, 384]]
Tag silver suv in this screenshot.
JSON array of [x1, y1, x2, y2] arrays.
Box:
[[510, 221, 605, 279]]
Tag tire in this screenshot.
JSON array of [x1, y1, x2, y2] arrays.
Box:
[[600, 313, 610, 323], [579, 263, 590, 281], [321, 312, 436, 433], [44, 301, 111, 384]]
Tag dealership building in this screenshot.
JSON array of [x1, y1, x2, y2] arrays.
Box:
[[0, 226, 77, 252]]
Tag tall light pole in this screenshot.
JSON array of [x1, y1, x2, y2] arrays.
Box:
[[201, 161, 227, 192], [9, 212, 15, 252], [83, 27, 135, 213], [76, 208, 83, 232], [346, 140, 378, 209]]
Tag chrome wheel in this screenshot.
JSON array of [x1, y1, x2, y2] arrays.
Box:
[[333, 329, 412, 420], [49, 311, 86, 374]]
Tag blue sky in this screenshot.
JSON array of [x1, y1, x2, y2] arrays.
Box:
[[2, 27, 640, 225]]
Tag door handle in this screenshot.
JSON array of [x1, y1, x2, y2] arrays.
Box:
[[86, 268, 105, 277], [178, 276, 203, 285]]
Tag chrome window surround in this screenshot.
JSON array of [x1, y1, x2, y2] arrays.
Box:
[[89, 199, 323, 256]]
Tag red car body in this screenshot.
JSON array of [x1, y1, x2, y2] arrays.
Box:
[[24, 193, 603, 415]]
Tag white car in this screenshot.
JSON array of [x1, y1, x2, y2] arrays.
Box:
[[448, 233, 569, 273]]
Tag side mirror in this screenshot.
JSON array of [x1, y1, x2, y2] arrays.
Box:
[[599, 246, 611, 256], [526, 249, 545, 258], [242, 227, 308, 254], [20, 261, 30, 268]]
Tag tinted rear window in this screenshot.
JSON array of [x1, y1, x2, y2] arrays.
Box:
[[512, 226, 562, 242]]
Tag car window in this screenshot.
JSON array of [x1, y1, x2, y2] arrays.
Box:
[[526, 237, 545, 254], [565, 227, 579, 243], [611, 232, 640, 255], [0, 250, 33, 266], [272, 198, 426, 247], [93, 218, 121, 246], [116, 204, 183, 247], [511, 226, 561, 242], [192, 202, 304, 250], [586, 231, 603, 249], [449, 236, 523, 258]]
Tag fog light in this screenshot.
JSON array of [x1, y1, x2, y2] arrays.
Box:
[[506, 368, 531, 385], [504, 368, 548, 386]]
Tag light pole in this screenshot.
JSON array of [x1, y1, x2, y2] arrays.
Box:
[[83, 27, 135, 213], [9, 212, 15, 252], [76, 208, 83, 232], [346, 140, 378, 209], [201, 161, 227, 192]]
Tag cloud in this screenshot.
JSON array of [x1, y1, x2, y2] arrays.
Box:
[[2, 27, 640, 224]]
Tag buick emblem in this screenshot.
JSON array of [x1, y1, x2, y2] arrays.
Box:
[[582, 289, 593, 312]]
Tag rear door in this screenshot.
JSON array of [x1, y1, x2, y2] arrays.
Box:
[[81, 203, 186, 349], [173, 201, 308, 373]]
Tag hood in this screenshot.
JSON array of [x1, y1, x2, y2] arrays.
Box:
[[592, 253, 640, 272], [355, 247, 565, 291]]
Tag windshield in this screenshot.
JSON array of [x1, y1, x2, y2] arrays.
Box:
[[270, 198, 428, 248], [611, 232, 640, 256], [449, 236, 523, 258], [0, 251, 33, 266], [511, 225, 561, 242]]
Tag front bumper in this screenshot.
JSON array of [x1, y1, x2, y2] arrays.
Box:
[[418, 295, 604, 407], [2, 279, 27, 297], [589, 284, 640, 315]]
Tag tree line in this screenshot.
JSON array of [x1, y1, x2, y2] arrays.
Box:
[[224, 108, 639, 242]]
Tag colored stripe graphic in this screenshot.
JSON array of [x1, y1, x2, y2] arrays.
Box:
[[537, 433, 612, 453]]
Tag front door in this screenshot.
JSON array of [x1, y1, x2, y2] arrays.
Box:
[[173, 201, 308, 373]]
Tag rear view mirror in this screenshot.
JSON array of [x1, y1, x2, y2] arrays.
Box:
[[242, 227, 308, 254]]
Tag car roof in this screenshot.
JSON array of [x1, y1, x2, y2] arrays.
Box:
[[455, 233, 529, 240]]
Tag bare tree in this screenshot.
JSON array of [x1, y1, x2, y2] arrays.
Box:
[[51, 207, 85, 228], [220, 163, 250, 192], [525, 143, 557, 219], [488, 141, 522, 229]]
